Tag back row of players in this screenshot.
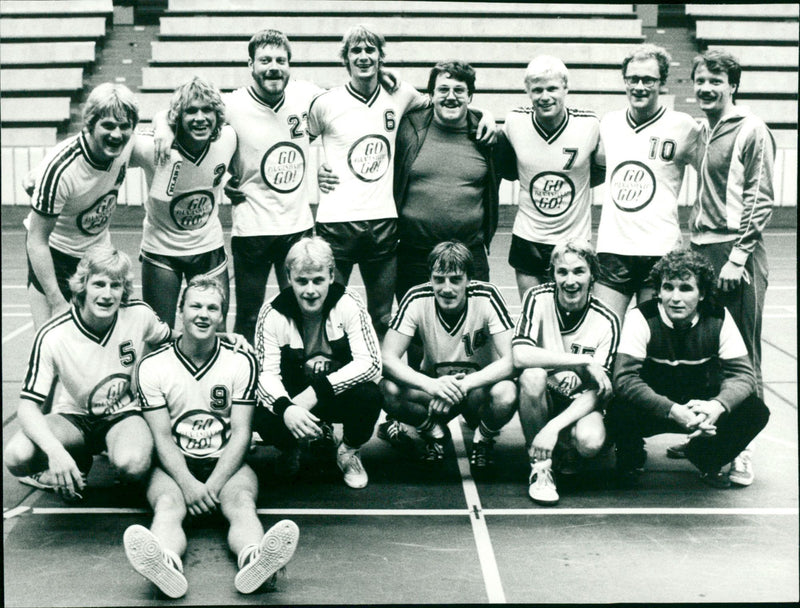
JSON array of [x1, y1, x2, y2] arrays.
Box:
[[9, 25, 774, 598]]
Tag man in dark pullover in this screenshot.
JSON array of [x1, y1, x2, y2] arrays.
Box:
[[607, 249, 769, 488]]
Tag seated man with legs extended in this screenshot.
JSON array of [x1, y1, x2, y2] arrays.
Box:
[[252, 236, 383, 489], [124, 276, 299, 598], [380, 241, 517, 467], [4, 246, 170, 501], [512, 240, 619, 505], [607, 249, 769, 488]]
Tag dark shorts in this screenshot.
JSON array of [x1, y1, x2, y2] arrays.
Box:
[[316, 218, 397, 264], [27, 246, 80, 301], [231, 230, 312, 270], [140, 246, 228, 279], [185, 457, 218, 482], [59, 411, 141, 456], [596, 252, 660, 295], [508, 235, 555, 279]]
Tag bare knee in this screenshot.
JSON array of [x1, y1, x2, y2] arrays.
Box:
[[222, 487, 257, 519], [519, 368, 547, 406], [152, 491, 187, 521], [573, 418, 606, 458], [4, 433, 40, 476], [380, 379, 403, 416], [489, 382, 518, 418], [110, 446, 152, 482]]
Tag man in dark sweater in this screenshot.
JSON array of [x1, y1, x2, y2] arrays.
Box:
[[607, 249, 769, 488]]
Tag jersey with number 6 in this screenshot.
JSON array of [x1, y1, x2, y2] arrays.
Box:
[[596, 106, 699, 256], [27, 132, 132, 257], [131, 126, 237, 256], [504, 107, 600, 244], [21, 302, 171, 418], [224, 80, 322, 237], [390, 281, 514, 377], [137, 338, 258, 460], [307, 81, 424, 223]]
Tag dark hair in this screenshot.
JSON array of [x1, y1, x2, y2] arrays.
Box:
[[427, 241, 474, 280], [426, 60, 476, 96], [622, 43, 672, 85], [339, 24, 386, 68], [647, 249, 718, 301], [691, 49, 742, 100], [248, 29, 292, 62]]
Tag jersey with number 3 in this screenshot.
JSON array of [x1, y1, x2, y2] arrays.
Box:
[[504, 107, 600, 244], [137, 339, 257, 460], [597, 107, 699, 256], [132, 126, 236, 256], [224, 80, 322, 237], [307, 81, 423, 223], [21, 302, 171, 418], [390, 281, 514, 377]]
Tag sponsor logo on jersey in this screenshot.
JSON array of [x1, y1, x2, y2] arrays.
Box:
[[166, 161, 182, 197], [529, 172, 575, 217], [347, 134, 390, 182], [87, 373, 135, 417], [261, 142, 305, 193], [173, 410, 231, 458], [170, 190, 214, 230], [77, 190, 118, 235], [609, 161, 656, 212]]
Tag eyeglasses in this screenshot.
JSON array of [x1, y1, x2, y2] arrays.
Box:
[[624, 76, 660, 88]]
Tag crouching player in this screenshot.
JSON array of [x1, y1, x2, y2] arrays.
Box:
[[607, 249, 769, 488], [380, 241, 517, 467], [512, 240, 619, 505], [4, 246, 170, 500], [124, 276, 298, 598], [252, 237, 383, 489]]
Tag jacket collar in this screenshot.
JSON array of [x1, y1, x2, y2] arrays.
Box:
[[271, 281, 347, 326]]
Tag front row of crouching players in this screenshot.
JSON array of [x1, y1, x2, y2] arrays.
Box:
[[252, 236, 384, 489], [512, 240, 619, 505], [607, 249, 769, 489], [125, 275, 298, 597], [380, 241, 518, 466]]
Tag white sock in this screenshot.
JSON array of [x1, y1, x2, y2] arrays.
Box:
[[163, 547, 184, 572], [237, 543, 259, 569]]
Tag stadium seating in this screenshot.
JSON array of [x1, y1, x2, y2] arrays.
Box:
[[706, 46, 798, 70], [0, 98, 71, 125], [686, 4, 799, 19], [0, 0, 113, 17], [0, 17, 107, 41], [0, 41, 97, 67], [0, 69, 85, 95], [0, 128, 58, 147]]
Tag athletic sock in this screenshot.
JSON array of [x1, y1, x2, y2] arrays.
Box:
[[163, 547, 184, 572], [475, 422, 500, 443]]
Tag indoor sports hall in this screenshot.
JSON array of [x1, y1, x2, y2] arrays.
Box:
[[2, 2, 797, 605]]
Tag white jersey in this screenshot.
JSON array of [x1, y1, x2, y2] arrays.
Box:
[[390, 281, 514, 376], [513, 284, 619, 393], [21, 302, 171, 417], [224, 81, 322, 237], [137, 338, 258, 460], [307, 81, 423, 223], [132, 126, 236, 256], [596, 106, 700, 256], [504, 107, 600, 244], [27, 132, 132, 257]]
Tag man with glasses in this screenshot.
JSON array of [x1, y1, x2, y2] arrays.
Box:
[[593, 44, 700, 324]]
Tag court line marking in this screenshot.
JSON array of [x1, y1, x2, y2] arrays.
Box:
[[450, 419, 506, 604], [2, 321, 32, 344]]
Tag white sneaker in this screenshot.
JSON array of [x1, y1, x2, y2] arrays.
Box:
[[123, 525, 188, 599], [336, 443, 368, 489], [528, 459, 559, 506], [235, 520, 300, 594], [728, 449, 754, 486]]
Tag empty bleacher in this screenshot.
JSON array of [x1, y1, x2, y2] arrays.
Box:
[[0, 41, 98, 67]]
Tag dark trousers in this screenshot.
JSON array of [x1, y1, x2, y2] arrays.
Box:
[[607, 394, 769, 473], [253, 382, 383, 450]]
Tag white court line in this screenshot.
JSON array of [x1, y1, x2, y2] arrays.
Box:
[[450, 420, 507, 604], [2, 321, 32, 344], [481, 507, 799, 516]]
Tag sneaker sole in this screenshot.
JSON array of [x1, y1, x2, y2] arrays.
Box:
[[235, 520, 299, 594], [728, 474, 754, 487], [124, 525, 187, 599], [528, 492, 559, 506]]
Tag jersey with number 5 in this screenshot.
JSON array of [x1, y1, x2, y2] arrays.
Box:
[[504, 107, 600, 244], [596, 107, 699, 256], [224, 80, 323, 237], [137, 339, 257, 460]]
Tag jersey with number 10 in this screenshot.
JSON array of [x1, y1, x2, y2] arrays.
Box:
[[307, 81, 422, 223], [504, 107, 600, 244], [137, 338, 258, 460], [597, 107, 699, 256], [224, 80, 322, 237]]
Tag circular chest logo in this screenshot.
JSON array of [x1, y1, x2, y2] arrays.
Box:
[[77, 190, 118, 235], [347, 134, 390, 183], [261, 142, 305, 193], [529, 171, 575, 217], [173, 410, 230, 458], [609, 161, 656, 212], [87, 373, 134, 418], [170, 190, 214, 231]]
